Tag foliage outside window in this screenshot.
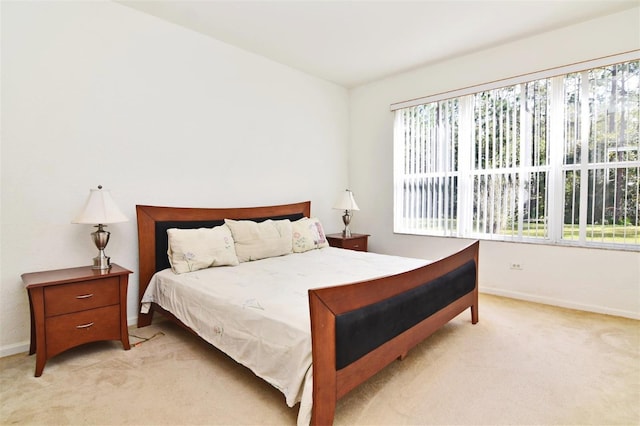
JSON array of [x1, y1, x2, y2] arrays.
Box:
[[393, 59, 639, 250]]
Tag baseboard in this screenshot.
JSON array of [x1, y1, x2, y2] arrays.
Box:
[[128, 314, 138, 328], [0, 341, 30, 358], [480, 287, 640, 320]]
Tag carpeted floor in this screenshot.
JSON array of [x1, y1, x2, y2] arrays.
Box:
[[1, 294, 638, 425]]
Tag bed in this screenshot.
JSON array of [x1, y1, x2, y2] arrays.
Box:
[[136, 201, 479, 425]]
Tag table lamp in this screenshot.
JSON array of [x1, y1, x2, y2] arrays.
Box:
[[333, 189, 360, 237], [72, 185, 128, 270]]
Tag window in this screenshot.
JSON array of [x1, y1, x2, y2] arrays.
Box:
[[393, 56, 639, 250]]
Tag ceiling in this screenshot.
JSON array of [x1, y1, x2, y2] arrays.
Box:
[[117, 0, 639, 88]]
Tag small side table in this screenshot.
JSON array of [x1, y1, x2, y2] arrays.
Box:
[[23, 264, 132, 377], [326, 233, 369, 252]]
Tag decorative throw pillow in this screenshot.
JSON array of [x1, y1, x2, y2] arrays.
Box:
[[224, 219, 293, 262], [292, 217, 329, 253], [167, 224, 238, 274]]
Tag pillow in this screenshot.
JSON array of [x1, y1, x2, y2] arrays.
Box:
[[292, 217, 329, 253], [224, 219, 293, 262], [167, 224, 238, 274]]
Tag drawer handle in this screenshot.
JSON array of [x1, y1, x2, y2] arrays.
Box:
[[75, 293, 94, 299], [76, 322, 94, 329]]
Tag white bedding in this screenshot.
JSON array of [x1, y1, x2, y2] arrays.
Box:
[[141, 246, 429, 425]]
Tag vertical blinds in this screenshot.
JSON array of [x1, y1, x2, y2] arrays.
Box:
[[394, 53, 639, 249]]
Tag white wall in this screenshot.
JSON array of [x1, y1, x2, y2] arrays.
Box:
[[0, 1, 349, 355], [349, 8, 640, 319]]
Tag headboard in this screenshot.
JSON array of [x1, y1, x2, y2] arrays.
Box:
[[136, 201, 311, 326]]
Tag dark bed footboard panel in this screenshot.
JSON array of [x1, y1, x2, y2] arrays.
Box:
[[309, 240, 479, 426], [335, 259, 476, 370]]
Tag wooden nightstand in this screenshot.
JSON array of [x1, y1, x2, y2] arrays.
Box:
[[326, 233, 370, 252], [23, 264, 132, 377]]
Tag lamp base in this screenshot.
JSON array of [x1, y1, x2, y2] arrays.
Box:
[[92, 251, 112, 270], [342, 211, 352, 238], [91, 225, 112, 270]]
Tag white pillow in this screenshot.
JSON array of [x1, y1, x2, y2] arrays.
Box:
[[224, 219, 293, 262], [292, 217, 329, 253], [167, 224, 239, 274]]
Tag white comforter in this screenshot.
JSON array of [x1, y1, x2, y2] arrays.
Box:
[[141, 247, 428, 425]]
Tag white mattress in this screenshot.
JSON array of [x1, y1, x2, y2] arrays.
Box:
[[141, 247, 429, 425]]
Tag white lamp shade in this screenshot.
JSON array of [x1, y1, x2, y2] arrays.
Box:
[[72, 186, 128, 224], [333, 190, 360, 211]]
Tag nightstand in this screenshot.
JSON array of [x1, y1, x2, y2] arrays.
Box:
[[23, 264, 132, 377], [326, 233, 369, 252]]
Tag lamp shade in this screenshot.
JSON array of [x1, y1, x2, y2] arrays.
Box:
[[333, 189, 360, 211], [72, 186, 128, 225]]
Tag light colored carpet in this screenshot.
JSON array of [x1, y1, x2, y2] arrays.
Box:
[[1, 294, 638, 425]]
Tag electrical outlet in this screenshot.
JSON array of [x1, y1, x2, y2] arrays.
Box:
[[509, 263, 523, 270]]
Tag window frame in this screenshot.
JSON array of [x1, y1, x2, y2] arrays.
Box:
[[392, 51, 640, 251]]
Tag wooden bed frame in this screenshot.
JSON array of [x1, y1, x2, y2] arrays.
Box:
[[136, 201, 479, 425]]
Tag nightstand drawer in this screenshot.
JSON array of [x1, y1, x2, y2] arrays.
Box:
[[46, 304, 121, 358], [326, 233, 369, 252], [44, 277, 119, 317], [341, 239, 367, 251]]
